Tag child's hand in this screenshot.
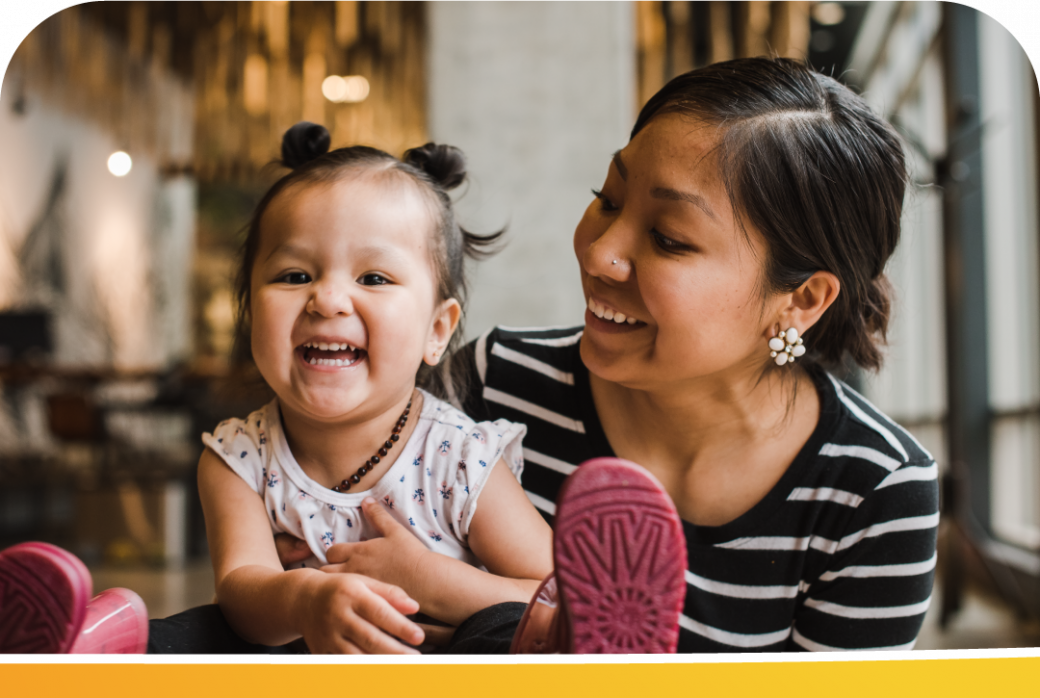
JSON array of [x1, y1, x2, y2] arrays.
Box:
[[298, 571, 425, 654], [323, 497, 431, 592], [274, 534, 312, 569]]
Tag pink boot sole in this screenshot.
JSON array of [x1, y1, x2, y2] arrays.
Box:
[[0, 542, 93, 653], [70, 588, 149, 654], [553, 458, 687, 653]]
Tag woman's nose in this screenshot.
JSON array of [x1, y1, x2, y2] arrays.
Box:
[[583, 221, 633, 282], [306, 278, 354, 317]]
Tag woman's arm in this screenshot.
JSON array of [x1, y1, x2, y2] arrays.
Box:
[[787, 458, 939, 651], [325, 458, 553, 626], [197, 449, 425, 653]]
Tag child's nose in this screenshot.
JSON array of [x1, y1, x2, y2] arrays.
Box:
[[306, 279, 355, 317]]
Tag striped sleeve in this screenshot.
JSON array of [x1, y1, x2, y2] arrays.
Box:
[[788, 463, 939, 651]]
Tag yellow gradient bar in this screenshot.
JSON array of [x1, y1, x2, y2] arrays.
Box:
[[3, 657, 1040, 698]]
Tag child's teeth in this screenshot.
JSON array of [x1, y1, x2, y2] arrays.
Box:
[[613, 313, 626, 323], [627, 316, 637, 324], [308, 357, 317, 364], [318, 342, 329, 351]]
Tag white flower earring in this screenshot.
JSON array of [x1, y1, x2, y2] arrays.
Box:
[[768, 327, 805, 366]]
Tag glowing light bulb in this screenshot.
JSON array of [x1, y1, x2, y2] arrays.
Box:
[[322, 76, 348, 102], [341, 76, 370, 103], [812, 2, 845, 26], [108, 151, 132, 177]]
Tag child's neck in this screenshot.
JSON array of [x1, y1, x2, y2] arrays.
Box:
[[278, 389, 423, 494]]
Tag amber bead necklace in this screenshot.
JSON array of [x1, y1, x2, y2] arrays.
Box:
[[331, 398, 413, 493]]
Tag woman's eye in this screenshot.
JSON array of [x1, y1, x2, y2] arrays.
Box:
[[591, 188, 619, 212], [278, 272, 311, 285], [358, 273, 390, 286], [651, 229, 687, 252]]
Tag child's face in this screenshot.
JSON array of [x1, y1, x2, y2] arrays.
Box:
[[249, 173, 459, 424]]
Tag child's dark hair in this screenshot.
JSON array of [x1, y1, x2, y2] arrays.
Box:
[[633, 57, 907, 371], [233, 122, 503, 394]]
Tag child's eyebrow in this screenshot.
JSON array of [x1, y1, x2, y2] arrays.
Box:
[[263, 242, 310, 263]]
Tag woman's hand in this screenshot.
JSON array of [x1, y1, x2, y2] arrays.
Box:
[[323, 498, 432, 592], [295, 570, 425, 654], [274, 533, 313, 569]]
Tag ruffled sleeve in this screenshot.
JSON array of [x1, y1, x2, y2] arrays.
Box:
[[200, 403, 273, 495], [440, 418, 527, 544]]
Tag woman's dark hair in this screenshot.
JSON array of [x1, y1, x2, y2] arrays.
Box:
[[633, 57, 906, 371], [233, 122, 502, 394]]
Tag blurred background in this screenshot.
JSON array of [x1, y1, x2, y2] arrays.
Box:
[[0, 1, 1037, 650]]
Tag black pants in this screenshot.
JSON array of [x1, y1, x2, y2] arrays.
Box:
[[147, 602, 526, 655]]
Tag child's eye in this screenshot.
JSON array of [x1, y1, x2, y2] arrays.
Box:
[[358, 273, 390, 286], [278, 272, 311, 285], [591, 188, 619, 213]]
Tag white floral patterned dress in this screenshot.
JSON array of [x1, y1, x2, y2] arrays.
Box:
[[202, 389, 527, 569]]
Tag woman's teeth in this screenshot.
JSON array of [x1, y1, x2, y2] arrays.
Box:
[[588, 298, 639, 324]]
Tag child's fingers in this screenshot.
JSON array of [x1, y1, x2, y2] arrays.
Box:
[[361, 497, 405, 537], [324, 542, 355, 564], [362, 576, 421, 615], [343, 604, 423, 654], [355, 586, 425, 648]]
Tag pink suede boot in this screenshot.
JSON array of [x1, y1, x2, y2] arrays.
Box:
[[512, 458, 687, 654], [69, 588, 149, 654], [0, 542, 148, 654]]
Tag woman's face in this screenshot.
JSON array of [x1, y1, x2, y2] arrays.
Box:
[[574, 113, 780, 392]]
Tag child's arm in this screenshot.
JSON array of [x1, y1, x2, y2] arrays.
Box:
[[324, 458, 553, 626], [197, 449, 425, 653]]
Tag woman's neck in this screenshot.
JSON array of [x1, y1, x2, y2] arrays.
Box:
[[278, 389, 422, 492], [590, 365, 820, 525]]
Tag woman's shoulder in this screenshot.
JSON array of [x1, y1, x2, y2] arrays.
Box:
[[801, 370, 938, 511]]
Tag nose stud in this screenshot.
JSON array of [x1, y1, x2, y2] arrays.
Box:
[[612, 260, 618, 265]]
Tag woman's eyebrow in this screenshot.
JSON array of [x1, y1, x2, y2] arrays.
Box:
[[651, 186, 718, 221], [611, 151, 628, 180]]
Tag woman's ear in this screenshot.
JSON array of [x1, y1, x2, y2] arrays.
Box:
[[424, 298, 462, 366], [782, 271, 840, 334]]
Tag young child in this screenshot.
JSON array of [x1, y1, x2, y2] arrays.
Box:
[[197, 122, 553, 654]]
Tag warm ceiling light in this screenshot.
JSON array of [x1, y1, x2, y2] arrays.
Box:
[[322, 75, 370, 103], [322, 75, 348, 102], [812, 2, 846, 26], [108, 151, 132, 177], [341, 76, 370, 103]]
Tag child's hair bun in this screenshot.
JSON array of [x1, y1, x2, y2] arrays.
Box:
[[403, 143, 467, 191], [281, 122, 331, 169]]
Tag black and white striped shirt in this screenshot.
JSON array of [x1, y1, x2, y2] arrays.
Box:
[[454, 326, 939, 652]]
